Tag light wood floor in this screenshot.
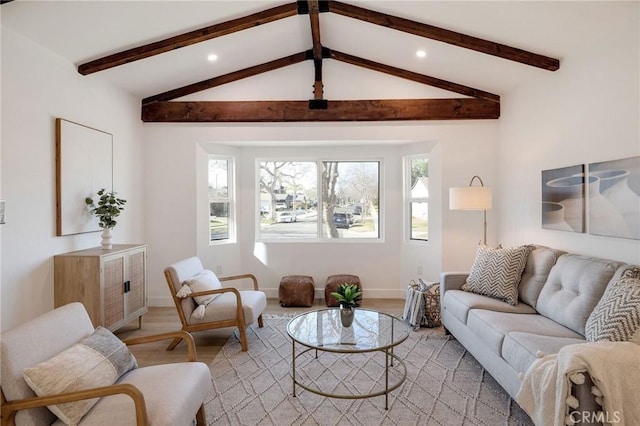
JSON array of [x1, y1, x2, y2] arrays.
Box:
[[116, 298, 406, 367]]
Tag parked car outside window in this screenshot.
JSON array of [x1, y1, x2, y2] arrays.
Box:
[[333, 212, 350, 229], [277, 212, 297, 223]]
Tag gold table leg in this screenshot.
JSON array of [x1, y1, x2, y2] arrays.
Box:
[[292, 339, 296, 397]]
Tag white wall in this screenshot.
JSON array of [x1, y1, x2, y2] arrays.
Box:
[[497, 2, 640, 265], [0, 28, 145, 331], [4, 1, 638, 331], [143, 122, 498, 306]]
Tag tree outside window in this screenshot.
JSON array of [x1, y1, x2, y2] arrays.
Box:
[[209, 157, 233, 242], [408, 157, 429, 241], [259, 160, 380, 240]]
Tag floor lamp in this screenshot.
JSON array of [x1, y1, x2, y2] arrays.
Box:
[[449, 175, 492, 245]]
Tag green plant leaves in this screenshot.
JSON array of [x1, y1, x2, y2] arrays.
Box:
[[85, 188, 126, 229], [330, 283, 362, 307]]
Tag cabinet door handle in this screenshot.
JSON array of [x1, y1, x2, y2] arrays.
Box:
[[124, 281, 131, 293]]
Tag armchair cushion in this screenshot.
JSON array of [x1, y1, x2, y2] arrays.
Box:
[[189, 290, 267, 325], [22, 326, 137, 425], [61, 362, 212, 426]]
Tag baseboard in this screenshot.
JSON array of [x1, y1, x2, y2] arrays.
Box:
[[149, 288, 407, 307]]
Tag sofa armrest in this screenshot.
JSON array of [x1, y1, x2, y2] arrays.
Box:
[[440, 272, 468, 293], [570, 375, 603, 426]]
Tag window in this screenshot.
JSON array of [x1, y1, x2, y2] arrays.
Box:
[[208, 156, 234, 242], [407, 156, 429, 241], [258, 160, 380, 240]]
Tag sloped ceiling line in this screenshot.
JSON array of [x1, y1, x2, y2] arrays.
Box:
[[77, 2, 299, 75], [330, 1, 559, 71], [76, 1, 560, 122]]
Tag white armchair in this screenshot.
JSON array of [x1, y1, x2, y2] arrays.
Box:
[[0, 302, 213, 425], [164, 257, 266, 352]]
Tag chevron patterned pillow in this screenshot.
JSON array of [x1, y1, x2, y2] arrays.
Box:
[[585, 271, 640, 343], [464, 244, 531, 305]]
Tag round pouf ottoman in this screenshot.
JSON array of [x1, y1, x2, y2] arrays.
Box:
[[325, 274, 362, 307], [279, 275, 315, 307]]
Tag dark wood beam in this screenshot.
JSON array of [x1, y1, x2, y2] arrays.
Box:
[[307, 1, 324, 99], [329, 1, 559, 71], [142, 52, 308, 105], [141, 98, 499, 122], [78, 3, 299, 75], [308, 1, 323, 61], [331, 50, 499, 102]]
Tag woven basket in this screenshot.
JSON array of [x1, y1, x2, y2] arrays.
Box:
[[402, 280, 441, 329]]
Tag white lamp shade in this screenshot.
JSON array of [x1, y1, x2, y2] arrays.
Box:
[[449, 186, 492, 210]]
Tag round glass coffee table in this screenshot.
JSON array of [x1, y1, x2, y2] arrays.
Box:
[[286, 308, 410, 409]]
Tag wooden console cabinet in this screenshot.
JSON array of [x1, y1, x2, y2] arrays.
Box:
[[54, 244, 148, 331]]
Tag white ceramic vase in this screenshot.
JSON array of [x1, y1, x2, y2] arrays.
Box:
[[101, 228, 113, 249]]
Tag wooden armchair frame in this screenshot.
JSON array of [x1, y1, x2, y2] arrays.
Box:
[[1, 331, 206, 426], [164, 271, 264, 352]]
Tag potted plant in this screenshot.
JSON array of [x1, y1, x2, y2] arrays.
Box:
[[331, 283, 362, 327], [85, 188, 126, 249]]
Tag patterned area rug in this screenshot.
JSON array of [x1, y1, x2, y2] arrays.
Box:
[[205, 315, 533, 425]]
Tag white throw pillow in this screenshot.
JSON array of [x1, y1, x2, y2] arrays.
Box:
[[184, 269, 222, 306], [23, 327, 137, 425], [464, 244, 532, 305]]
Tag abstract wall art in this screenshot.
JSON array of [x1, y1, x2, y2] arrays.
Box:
[[588, 156, 640, 240], [55, 118, 113, 236], [541, 165, 585, 233]]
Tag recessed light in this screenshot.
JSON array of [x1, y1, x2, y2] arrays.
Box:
[[416, 50, 427, 59], [207, 54, 218, 62]]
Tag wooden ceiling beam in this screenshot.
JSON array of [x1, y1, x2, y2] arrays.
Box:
[[329, 1, 559, 71], [331, 50, 499, 102], [307, 0, 325, 100], [142, 52, 308, 105], [77, 3, 299, 75], [141, 98, 499, 122], [307, 1, 323, 61]]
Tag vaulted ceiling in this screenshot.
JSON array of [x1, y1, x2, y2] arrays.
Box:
[[2, 1, 567, 123]]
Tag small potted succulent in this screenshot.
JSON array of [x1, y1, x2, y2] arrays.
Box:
[[85, 188, 126, 249], [331, 283, 362, 327]]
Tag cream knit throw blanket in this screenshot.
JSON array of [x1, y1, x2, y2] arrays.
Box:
[[517, 341, 640, 426]]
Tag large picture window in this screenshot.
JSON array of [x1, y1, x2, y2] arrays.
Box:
[[258, 160, 380, 240], [209, 156, 234, 242], [407, 156, 429, 241]]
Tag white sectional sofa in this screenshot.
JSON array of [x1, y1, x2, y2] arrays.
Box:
[[440, 245, 638, 423]]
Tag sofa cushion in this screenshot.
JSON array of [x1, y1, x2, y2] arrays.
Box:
[[466, 310, 584, 357], [502, 332, 585, 376], [536, 254, 626, 335], [464, 244, 532, 305], [585, 269, 640, 343], [518, 246, 565, 308], [23, 326, 137, 425], [443, 290, 536, 325]]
